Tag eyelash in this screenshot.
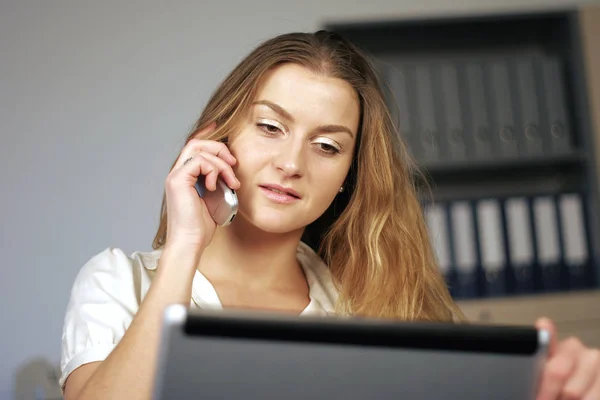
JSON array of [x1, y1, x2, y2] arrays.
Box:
[[316, 142, 341, 155], [256, 123, 341, 155], [257, 122, 282, 136]]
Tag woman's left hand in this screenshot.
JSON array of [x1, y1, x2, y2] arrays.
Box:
[[535, 317, 600, 400]]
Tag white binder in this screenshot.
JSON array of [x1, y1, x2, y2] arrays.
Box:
[[505, 197, 536, 292], [450, 201, 478, 296], [559, 193, 588, 266], [425, 203, 451, 277], [476, 199, 506, 285], [533, 197, 561, 266], [505, 198, 535, 267]]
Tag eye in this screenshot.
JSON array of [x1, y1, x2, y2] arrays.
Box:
[[318, 143, 340, 154], [258, 123, 280, 135], [314, 139, 341, 155], [257, 120, 284, 136]]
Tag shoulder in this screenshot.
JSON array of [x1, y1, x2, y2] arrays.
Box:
[[59, 247, 162, 390], [64, 246, 163, 324], [69, 247, 162, 295], [64, 246, 164, 323], [76, 246, 162, 276]]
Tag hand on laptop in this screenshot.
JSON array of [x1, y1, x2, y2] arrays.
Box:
[[535, 317, 600, 400]]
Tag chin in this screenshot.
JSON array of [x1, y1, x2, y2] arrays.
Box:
[[237, 208, 312, 235]]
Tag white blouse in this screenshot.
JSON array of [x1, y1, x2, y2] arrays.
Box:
[[59, 241, 339, 391]]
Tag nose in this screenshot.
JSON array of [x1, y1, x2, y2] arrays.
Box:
[[272, 137, 305, 178]]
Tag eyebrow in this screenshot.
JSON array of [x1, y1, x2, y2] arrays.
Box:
[[252, 100, 355, 138]]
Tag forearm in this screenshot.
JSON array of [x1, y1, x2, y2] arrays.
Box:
[[77, 245, 201, 400]]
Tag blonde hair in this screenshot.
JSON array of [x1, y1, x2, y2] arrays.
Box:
[[152, 31, 465, 323]]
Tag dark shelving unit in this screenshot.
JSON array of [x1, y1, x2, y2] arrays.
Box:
[[326, 8, 600, 300]]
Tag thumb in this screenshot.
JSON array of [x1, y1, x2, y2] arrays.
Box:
[[535, 317, 558, 357]]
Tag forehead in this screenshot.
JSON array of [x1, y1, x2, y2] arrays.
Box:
[[253, 63, 360, 133]]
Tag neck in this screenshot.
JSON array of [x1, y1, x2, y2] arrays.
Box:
[[197, 217, 306, 289]]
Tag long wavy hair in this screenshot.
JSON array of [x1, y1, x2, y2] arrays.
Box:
[[152, 31, 465, 322]]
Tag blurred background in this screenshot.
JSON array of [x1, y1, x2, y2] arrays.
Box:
[[2, 0, 600, 399]]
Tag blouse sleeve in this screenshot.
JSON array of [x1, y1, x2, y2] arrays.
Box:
[[58, 247, 140, 392]]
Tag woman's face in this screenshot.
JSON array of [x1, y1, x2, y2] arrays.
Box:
[[228, 63, 360, 234]]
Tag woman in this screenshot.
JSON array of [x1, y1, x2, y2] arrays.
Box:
[[60, 31, 600, 400]]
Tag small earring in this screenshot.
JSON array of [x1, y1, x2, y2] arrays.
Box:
[[339, 186, 344, 193]]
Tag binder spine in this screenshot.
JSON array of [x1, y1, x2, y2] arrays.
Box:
[[439, 62, 467, 163], [513, 57, 544, 158], [465, 62, 494, 161], [485, 59, 519, 160], [415, 63, 441, 164], [500, 198, 518, 295], [540, 57, 573, 155], [476, 199, 507, 297], [391, 63, 422, 162]]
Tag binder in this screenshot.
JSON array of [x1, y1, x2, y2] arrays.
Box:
[[475, 199, 507, 297], [532, 196, 564, 292], [450, 201, 480, 299], [514, 57, 544, 158], [439, 62, 468, 162], [388, 62, 422, 161], [464, 62, 493, 161], [558, 193, 592, 289], [486, 59, 519, 159], [424, 202, 455, 293], [504, 197, 536, 294], [538, 56, 573, 155], [414, 63, 441, 164], [379, 61, 402, 130]]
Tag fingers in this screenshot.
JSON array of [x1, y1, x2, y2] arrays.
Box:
[[166, 153, 219, 193], [583, 371, 600, 400], [172, 151, 240, 191], [536, 349, 577, 400], [175, 139, 236, 169], [563, 348, 600, 400], [169, 123, 239, 191], [536, 336, 600, 400], [536, 317, 558, 357], [174, 133, 237, 171], [193, 151, 240, 190]]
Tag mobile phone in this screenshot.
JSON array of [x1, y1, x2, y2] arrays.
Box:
[[194, 175, 239, 226]]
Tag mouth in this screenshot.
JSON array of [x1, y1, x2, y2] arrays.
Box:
[[259, 184, 302, 202]]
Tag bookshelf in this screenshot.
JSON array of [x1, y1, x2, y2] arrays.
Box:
[[326, 5, 600, 336]]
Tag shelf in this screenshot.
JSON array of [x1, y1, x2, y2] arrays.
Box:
[[325, 6, 600, 296], [328, 10, 574, 57], [414, 151, 587, 202], [418, 150, 586, 176]]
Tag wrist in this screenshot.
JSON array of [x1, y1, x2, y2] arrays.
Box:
[[164, 232, 209, 253], [158, 241, 205, 276]]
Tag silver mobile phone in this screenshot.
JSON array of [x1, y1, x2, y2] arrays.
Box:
[[194, 175, 239, 226]]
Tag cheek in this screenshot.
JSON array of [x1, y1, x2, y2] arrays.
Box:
[[232, 147, 271, 181], [228, 132, 268, 177], [308, 160, 350, 198]]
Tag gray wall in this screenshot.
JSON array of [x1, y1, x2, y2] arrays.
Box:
[[1, 0, 597, 398]]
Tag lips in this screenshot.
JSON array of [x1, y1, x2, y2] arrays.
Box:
[[259, 184, 301, 199]]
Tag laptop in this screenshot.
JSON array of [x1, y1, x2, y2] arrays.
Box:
[[152, 304, 550, 400]]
